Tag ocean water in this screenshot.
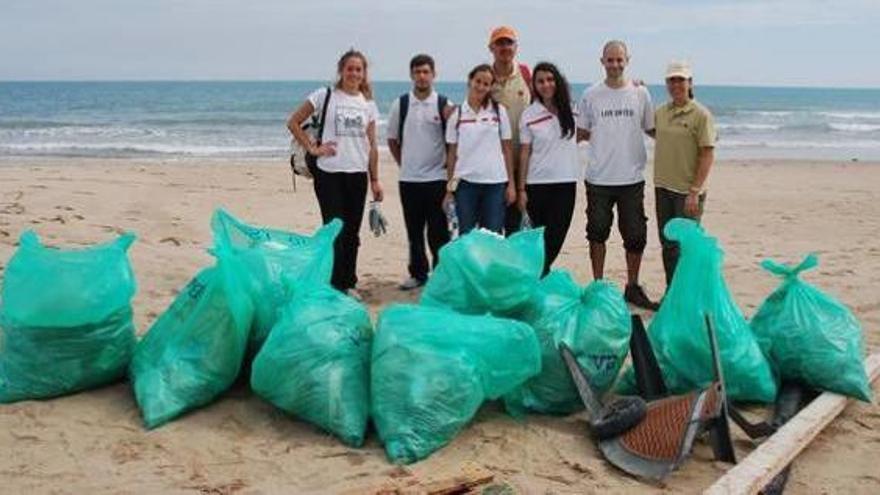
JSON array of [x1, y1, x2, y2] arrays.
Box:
[[2, 81, 880, 161]]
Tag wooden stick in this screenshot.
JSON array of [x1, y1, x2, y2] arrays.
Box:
[[704, 352, 880, 495]]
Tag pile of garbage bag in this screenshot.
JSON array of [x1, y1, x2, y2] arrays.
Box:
[[251, 282, 372, 447], [504, 271, 632, 415], [751, 254, 872, 401], [0, 231, 137, 403], [371, 304, 541, 464]]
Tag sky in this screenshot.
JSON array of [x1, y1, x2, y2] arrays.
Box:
[[1, 0, 878, 87]]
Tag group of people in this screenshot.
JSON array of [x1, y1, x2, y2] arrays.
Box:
[[287, 26, 717, 310]]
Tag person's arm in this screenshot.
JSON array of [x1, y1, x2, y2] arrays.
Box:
[[498, 107, 516, 205], [288, 96, 335, 158], [367, 120, 383, 201], [575, 95, 591, 142], [386, 99, 402, 165], [518, 143, 531, 211], [685, 146, 714, 217], [642, 87, 656, 139], [443, 109, 459, 206]]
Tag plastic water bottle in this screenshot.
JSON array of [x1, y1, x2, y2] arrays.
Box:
[[444, 200, 460, 240]]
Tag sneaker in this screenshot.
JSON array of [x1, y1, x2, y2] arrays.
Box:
[[345, 288, 364, 302], [625, 283, 660, 311], [398, 277, 426, 291]]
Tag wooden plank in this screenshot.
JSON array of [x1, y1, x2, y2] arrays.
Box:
[[704, 352, 880, 495]]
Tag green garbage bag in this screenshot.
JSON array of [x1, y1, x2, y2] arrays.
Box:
[[251, 282, 372, 447], [130, 249, 253, 429], [210, 208, 341, 352], [420, 228, 544, 316], [750, 254, 872, 401], [371, 304, 541, 464], [0, 231, 137, 403], [504, 271, 632, 415], [621, 219, 776, 403]]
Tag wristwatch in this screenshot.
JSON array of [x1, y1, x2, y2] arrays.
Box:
[[447, 178, 459, 193]]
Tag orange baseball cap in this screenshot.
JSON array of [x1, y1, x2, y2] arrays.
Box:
[[489, 26, 518, 45]]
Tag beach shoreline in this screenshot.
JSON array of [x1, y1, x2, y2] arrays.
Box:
[[1, 155, 878, 494]]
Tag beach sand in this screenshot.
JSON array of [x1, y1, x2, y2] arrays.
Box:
[[0, 155, 878, 494]]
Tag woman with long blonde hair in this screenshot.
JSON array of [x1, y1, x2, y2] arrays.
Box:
[[288, 49, 383, 299]]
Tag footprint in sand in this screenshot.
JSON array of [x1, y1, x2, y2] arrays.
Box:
[[0, 202, 26, 215], [97, 224, 126, 235], [159, 236, 182, 247]]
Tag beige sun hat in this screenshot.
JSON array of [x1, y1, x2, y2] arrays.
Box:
[[665, 60, 693, 79]]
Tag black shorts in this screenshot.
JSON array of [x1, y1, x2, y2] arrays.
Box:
[[585, 181, 647, 253]]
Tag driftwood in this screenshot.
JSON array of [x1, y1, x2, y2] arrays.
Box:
[[704, 352, 880, 495]]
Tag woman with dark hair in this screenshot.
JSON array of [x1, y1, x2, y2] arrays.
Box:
[[444, 64, 515, 234], [653, 60, 716, 287], [287, 49, 382, 299], [517, 61, 581, 273]]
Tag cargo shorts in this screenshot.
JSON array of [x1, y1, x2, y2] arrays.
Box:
[[585, 180, 648, 254]]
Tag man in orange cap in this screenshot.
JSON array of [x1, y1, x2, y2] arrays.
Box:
[[488, 25, 532, 235]]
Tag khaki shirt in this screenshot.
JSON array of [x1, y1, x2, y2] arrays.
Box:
[[491, 63, 531, 146], [653, 99, 716, 193]]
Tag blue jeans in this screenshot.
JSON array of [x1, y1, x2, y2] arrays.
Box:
[[455, 180, 506, 234]]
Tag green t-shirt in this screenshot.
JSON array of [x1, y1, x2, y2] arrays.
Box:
[[653, 99, 716, 193]]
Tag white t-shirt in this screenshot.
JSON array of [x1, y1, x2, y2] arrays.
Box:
[[445, 101, 512, 184], [386, 91, 450, 182], [576, 81, 654, 186], [519, 102, 582, 184], [307, 87, 379, 173]]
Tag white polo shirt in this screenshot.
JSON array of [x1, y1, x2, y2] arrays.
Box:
[[386, 91, 450, 182], [307, 87, 379, 173], [519, 102, 582, 184], [445, 101, 512, 184], [576, 81, 654, 186]]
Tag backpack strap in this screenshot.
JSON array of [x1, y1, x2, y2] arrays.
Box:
[[518, 63, 533, 96], [437, 94, 449, 134], [491, 99, 503, 139], [315, 86, 332, 145], [397, 94, 410, 145]]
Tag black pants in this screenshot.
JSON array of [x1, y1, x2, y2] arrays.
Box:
[[312, 166, 368, 291], [526, 182, 576, 275], [399, 180, 450, 281], [655, 187, 706, 287]]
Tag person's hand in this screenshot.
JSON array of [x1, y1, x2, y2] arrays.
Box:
[[443, 191, 455, 209], [311, 141, 337, 157], [685, 192, 700, 217], [516, 189, 528, 212], [505, 183, 517, 206], [371, 179, 384, 202]]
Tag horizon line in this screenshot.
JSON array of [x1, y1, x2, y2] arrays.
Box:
[[1, 79, 879, 91]]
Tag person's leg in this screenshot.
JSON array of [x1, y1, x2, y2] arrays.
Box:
[[399, 181, 430, 283], [312, 168, 348, 291], [424, 180, 451, 269], [480, 183, 507, 234], [655, 187, 681, 287], [455, 180, 480, 235], [585, 181, 614, 280], [542, 182, 576, 274], [656, 187, 707, 287], [337, 172, 368, 291], [526, 183, 551, 274], [618, 181, 658, 310]]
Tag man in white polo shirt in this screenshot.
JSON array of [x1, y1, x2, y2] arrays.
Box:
[[387, 54, 453, 290], [577, 40, 659, 310]]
